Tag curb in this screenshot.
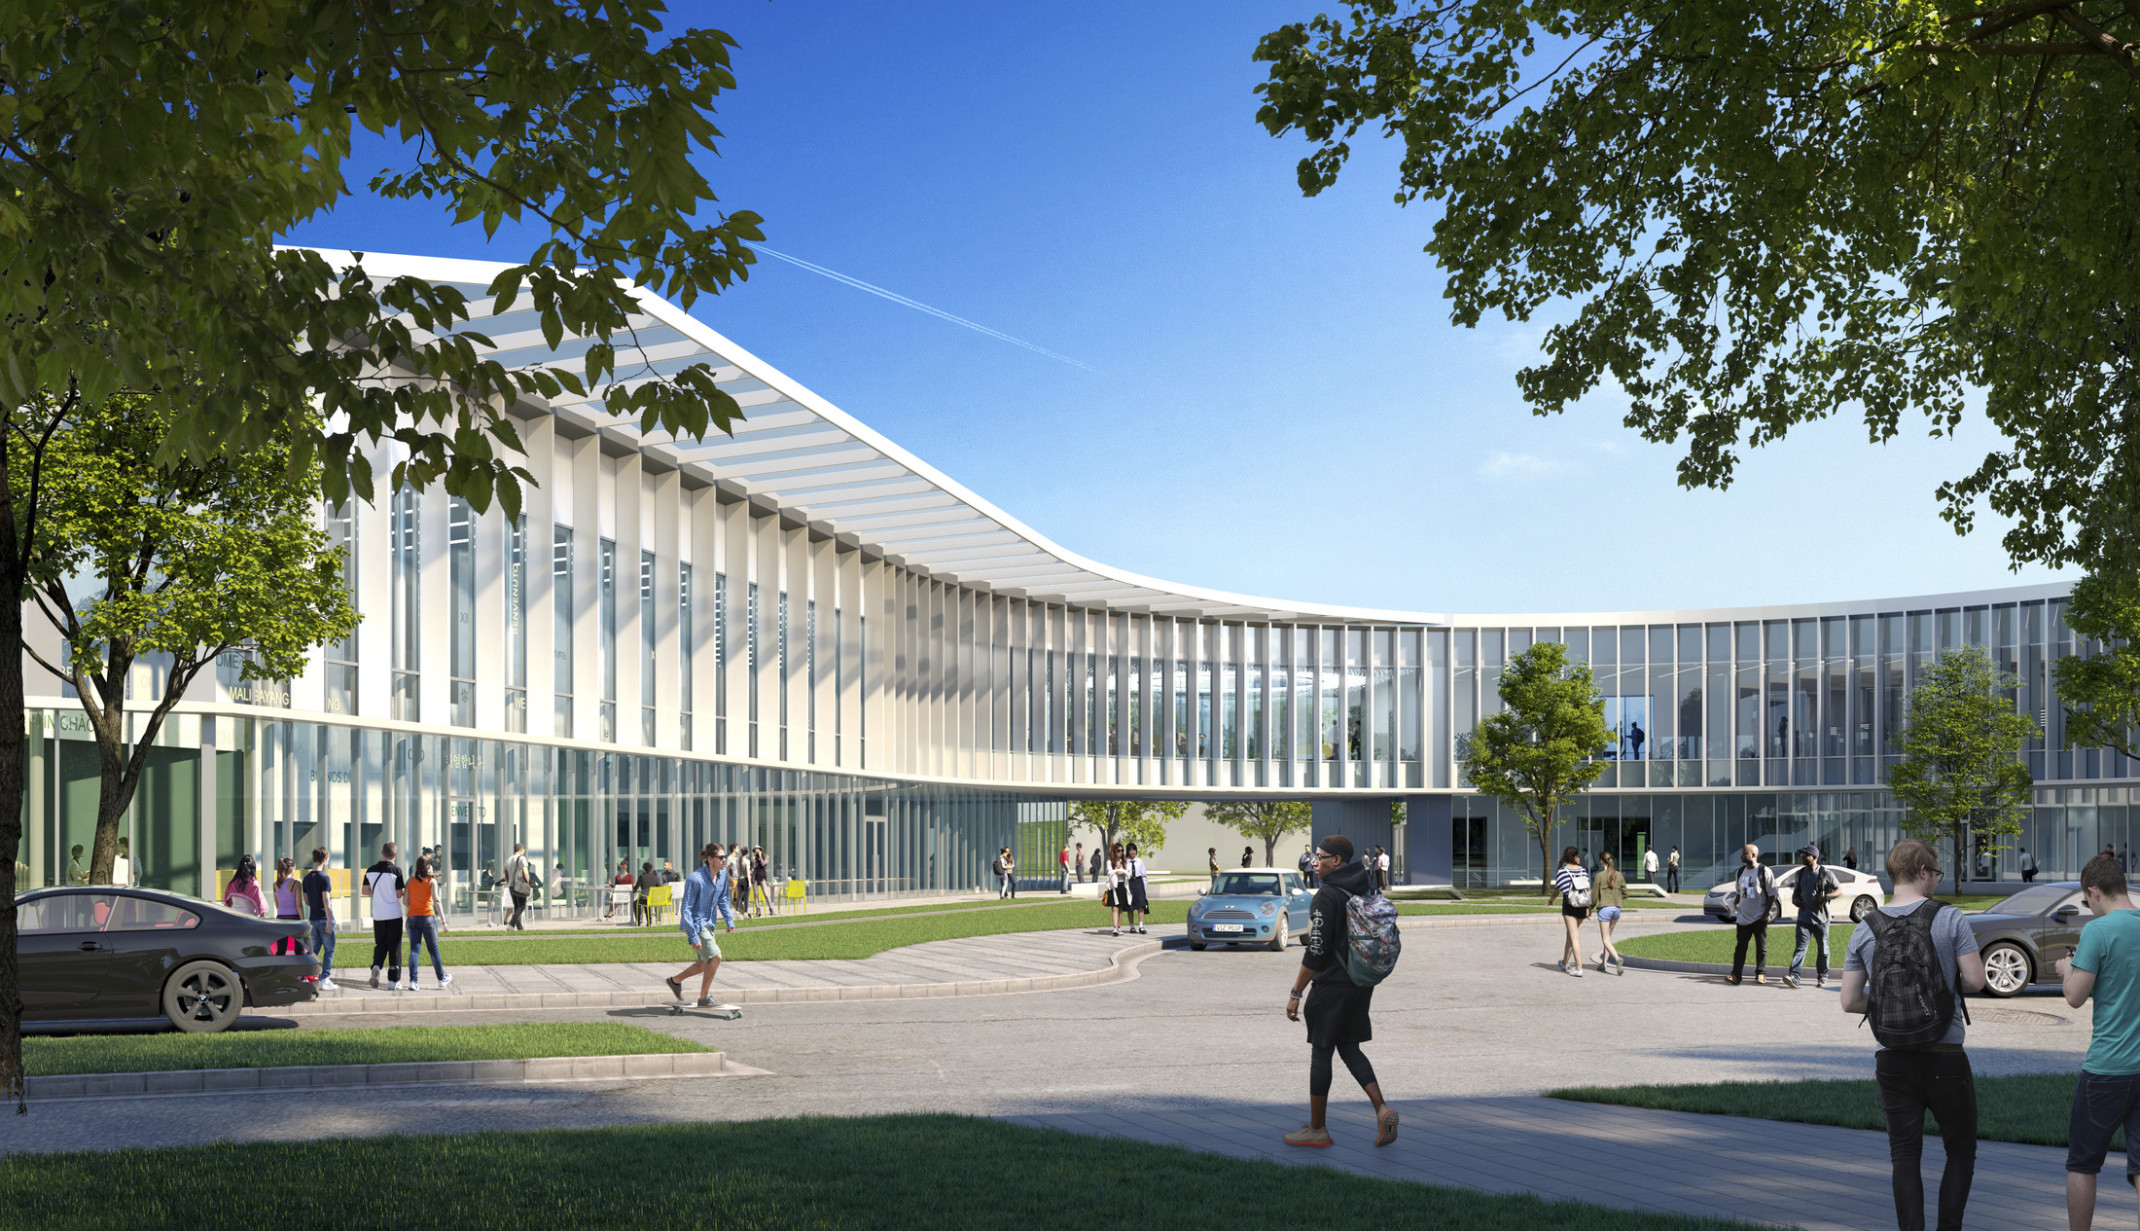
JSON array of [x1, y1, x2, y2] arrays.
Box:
[[1619, 956, 1739, 975], [27, 1050, 725, 1100], [288, 939, 1166, 1016]]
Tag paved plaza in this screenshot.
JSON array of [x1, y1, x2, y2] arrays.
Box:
[[1, 914, 2124, 1228]]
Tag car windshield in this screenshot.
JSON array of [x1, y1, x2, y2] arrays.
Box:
[[1211, 874, 1282, 896], [1989, 885, 2077, 916]]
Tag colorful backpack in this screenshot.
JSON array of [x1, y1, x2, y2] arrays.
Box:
[[1339, 885, 1402, 987]]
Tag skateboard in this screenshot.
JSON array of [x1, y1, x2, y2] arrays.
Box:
[[666, 1001, 743, 1020]]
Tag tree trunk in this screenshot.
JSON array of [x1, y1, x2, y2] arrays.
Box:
[[1263, 833, 1278, 866], [0, 507, 25, 1113]]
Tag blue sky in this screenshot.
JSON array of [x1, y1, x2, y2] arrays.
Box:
[[287, 1, 2070, 616]]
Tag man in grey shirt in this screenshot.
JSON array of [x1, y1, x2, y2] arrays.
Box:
[[1728, 844, 1778, 985], [1841, 838, 1985, 1231]]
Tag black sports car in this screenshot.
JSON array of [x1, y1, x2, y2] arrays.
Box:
[[17, 886, 321, 1033]]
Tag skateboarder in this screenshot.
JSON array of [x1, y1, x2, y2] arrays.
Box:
[[665, 843, 726, 1007]]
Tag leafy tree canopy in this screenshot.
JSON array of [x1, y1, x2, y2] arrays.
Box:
[[0, 0, 765, 517], [21, 390, 361, 885], [2056, 573, 2140, 763], [1889, 645, 2034, 882], [1461, 641, 1612, 888], [1205, 799, 1314, 866], [1069, 800, 1190, 857], [1255, 0, 2140, 574]]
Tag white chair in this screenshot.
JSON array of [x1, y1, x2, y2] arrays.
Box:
[[608, 884, 635, 923]]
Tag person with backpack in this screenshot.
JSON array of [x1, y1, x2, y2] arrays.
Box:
[[1785, 844, 1840, 989], [1727, 844, 1779, 986], [1839, 838, 1985, 1231], [1283, 834, 1398, 1150], [1553, 846, 1593, 977], [1592, 850, 1627, 975], [2055, 851, 2140, 1231]]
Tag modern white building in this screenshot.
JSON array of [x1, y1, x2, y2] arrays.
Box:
[[21, 252, 2122, 917]]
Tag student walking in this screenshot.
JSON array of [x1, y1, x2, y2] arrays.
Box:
[[504, 842, 534, 930], [363, 843, 408, 990], [1106, 844, 1132, 936], [1299, 844, 1318, 888], [750, 847, 771, 917], [223, 855, 266, 917], [271, 857, 302, 921], [2020, 847, 2038, 883], [1728, 844, 1778, 986], [1840, 839, 1984, 1231], [1593, 851, 1627, 975], [302, 848, 338, 991], [1642, 845, 1660, 884], [1376, 847, 1392, 890], [1666, 845, 1681, 893], [1073, 842, 1085, 883], [1553, 846, 1592, 977], [2057, 852, 2140, 1231], [665, 843, 728, 1008], [1059, 843, 1072, 893], [403, 855, 451, 990], [1283, 834, 1398, 1149], [1785, 844, 1839, 989], [1209, 847, 1221, 881], [1125, 842, 1151, 934], [1088, 845, 1104, 883]]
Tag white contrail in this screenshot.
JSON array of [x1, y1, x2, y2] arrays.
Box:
[[749, 243, 1093, 371]]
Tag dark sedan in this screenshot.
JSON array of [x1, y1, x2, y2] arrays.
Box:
[[1969, 881, 2088, 998], [17, 886, 321, 1033]]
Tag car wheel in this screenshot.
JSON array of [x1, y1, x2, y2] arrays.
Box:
[[1849, 895, 1878, 923], [164, 960, 243, 1033], [1980, 941, 2032, 998], [1268, 917, 1289, 952]]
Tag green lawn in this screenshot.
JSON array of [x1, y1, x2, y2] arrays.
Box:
[[1616, 923, 1857, 964], [0, 1115, 1766, 1231], [471, 894, 1119, 937], [383, 900, 1193, 965], [1550, 1072, 2101, 1149], [24, 1023, 705, 1077]]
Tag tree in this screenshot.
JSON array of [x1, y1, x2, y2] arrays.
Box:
[[1205, 800, 1313, 866], [1888, 646, 2035, 887], [1460, 642, 1613, 895], [20, 393, 360, 888], [1255, 3, 2140, 577], [0, 0, 767, 1110], [1068, 801, 1190, 859], [2057, 573, 2140, 762]]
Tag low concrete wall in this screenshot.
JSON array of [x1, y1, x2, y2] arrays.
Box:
[[29, 1050, 726, 1100]]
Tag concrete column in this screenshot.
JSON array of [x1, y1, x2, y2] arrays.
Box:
[[810, 532, 836, 767], [567, 433, 601, 740], [613, 450, 644, 738], [836, 547, 862, 769], [523, 417, 557, 737], [649, 468, 681, 748]]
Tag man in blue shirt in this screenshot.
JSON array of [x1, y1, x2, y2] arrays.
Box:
[[664, 843, 725, 1007], [2057, 852, 2140, 1230]]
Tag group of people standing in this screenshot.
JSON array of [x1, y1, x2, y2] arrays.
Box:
[[1103, 842, 1151, 935], [992, 848, 1019, 898]]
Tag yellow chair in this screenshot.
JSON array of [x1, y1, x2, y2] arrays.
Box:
[[647, 883, 673, 925]]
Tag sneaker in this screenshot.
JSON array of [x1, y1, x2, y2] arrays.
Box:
[[1612, 959, 1625, 977], [665, 975, 685, 1002], [1283, 1125, 1333, 1148], [318, 977, 339, 992], [439, 973, 453, 988], [1375, 1107, 1400, 1147], [1557, 958, 1568, 974], [1782, 973, 1799, 989], [1571, 964, 1584, 977], [1597, 957, 1609, 973], [1111, 927, 1121, 936], [1755, 974, 1768, 986], [1817, 976, 1827, 989], [369, 968, 381, 989], [396, 980, 413, 991], [695, 996, 719, 1008], [1726, 974, 1741, 985]]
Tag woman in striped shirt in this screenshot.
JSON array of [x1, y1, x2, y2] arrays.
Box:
[[1552, 845, 1593, 978]]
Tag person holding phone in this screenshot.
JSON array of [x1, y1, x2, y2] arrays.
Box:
[[2056, 852, 2140, 1231]]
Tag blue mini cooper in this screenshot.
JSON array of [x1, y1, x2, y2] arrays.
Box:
[[1188, 868, 1315, 951]]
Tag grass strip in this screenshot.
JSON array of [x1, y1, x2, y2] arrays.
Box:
[[396, 901, 1191, 965], [1617, 923, 1859, 964], [24, 1023, 706, 1077], [0, 1114, 1767, 1231], [1549, 1072, 2101, 1150]]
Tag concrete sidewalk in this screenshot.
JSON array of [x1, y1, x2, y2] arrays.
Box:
[[1009, 1094, 2109, 1230], [292, 928, 1161, 1014]]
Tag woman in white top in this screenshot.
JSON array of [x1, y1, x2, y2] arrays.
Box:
[[1551, 845, 1593, 978], [1124, 842, 1150, 934], [1106, 843, 1132, 936]]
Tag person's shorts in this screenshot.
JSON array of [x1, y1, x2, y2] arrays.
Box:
[[1561, 903, 1589, 921], [1596, 905, 1622, 923], [2068, 1070, 2140, 1181], [691, 928, 722, 962]]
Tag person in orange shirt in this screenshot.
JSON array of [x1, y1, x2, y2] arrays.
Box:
[[403, 856, 453, 990]]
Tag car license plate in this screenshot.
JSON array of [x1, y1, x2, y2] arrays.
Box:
[[1211, 924, 1246, 933]]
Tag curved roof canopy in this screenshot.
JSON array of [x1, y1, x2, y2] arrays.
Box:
[[315, 250, 1445, 627]]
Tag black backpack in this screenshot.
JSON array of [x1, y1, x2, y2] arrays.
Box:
[[1861, 901, 1971, 1049]]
